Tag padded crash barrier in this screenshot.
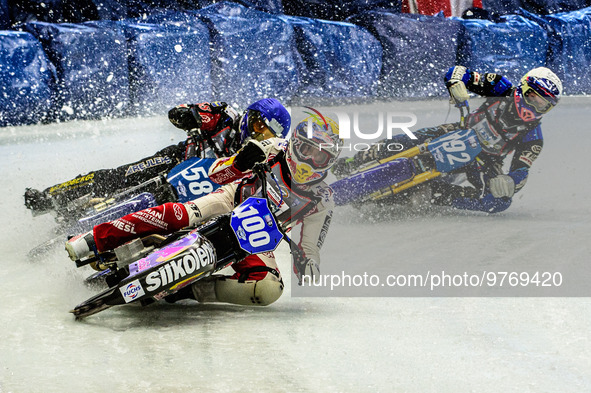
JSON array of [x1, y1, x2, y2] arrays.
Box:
[[519, 7, 591, 94], [457, 14, 548, 84], [280, 15, 382, 99], [23, 21, 130, 120], [2, 1, 591, 127], [0, 30, 56, 126], [119, 15, 213, 115], [349, 11, 463, 97], [192, 2, 301, 107]]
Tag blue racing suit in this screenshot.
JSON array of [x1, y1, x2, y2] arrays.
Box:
[[343, 67, 547, 213]]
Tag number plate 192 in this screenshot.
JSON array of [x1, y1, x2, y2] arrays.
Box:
[[428, 129, 482, 173]]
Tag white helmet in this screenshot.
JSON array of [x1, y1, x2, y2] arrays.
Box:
[[286, 113, 342, 184], [514, 67, 562, 121]]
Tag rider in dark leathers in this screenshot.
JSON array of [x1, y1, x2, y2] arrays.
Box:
[[24, 99, 291, 216], [333, 66, 562, 213]]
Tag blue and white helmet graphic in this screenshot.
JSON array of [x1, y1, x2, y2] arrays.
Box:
[[514, 67, 562, 122], [239, 98, 291, 143]]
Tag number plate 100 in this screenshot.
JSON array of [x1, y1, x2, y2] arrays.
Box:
[[230, 197, 283, 254]]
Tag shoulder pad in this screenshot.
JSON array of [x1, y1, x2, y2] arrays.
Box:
[[314, 183, 335, 205]]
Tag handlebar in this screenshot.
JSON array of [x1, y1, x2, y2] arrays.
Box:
[[185, 128, 225, 159], [183, 108, 224, 159], [251, 162, 292, 244], [455, 100, 470, 128], [251, 162, 283, 210], [448, 96, 504, 179]]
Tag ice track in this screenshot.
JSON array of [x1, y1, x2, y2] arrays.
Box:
[[0, 99, 590, 392]]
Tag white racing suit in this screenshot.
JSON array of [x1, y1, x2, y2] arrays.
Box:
[[92, 138, 335, 306]]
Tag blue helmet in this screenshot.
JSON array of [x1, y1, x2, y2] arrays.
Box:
[[239, 98, 291, 143]]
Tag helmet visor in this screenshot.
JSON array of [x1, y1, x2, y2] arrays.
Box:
[[295, 140, 334, 169], [248, 110, 275, 141], [522, 80, 554, 114]]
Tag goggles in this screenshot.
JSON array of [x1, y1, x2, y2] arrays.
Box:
[[295, 140, 334, 168], [521, 80, 554, 114], [248, 111, 275, 141]]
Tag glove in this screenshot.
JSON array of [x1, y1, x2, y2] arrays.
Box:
[[168, 105, 202, 131], [293, 255, 320, 285], [447, 80, 469, 106], [445, 65, 470, 106], [234, 140, 267, 172], [489, 175, 515, 198]]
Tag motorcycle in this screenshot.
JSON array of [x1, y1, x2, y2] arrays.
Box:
[[69, 163, 289, 319], [330, 104, 489, 206], [71, 155, 221, 232]]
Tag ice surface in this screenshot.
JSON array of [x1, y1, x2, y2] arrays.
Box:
[[0, 100, 590, 392]]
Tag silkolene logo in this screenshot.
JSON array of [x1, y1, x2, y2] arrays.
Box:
[[145, 242, 216, 292], [296, 106, 418, 153], [119, 280, 146, 303]]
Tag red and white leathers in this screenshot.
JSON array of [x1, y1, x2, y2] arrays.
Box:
[[91, 138, 334, 306]]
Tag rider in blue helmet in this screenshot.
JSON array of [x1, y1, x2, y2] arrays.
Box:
[[238, 98, 291, 142], [25, 98, 291, 216]]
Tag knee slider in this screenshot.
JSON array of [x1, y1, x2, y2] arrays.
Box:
[[252, 274, 284, 306], [215, 271, 284, 306]]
